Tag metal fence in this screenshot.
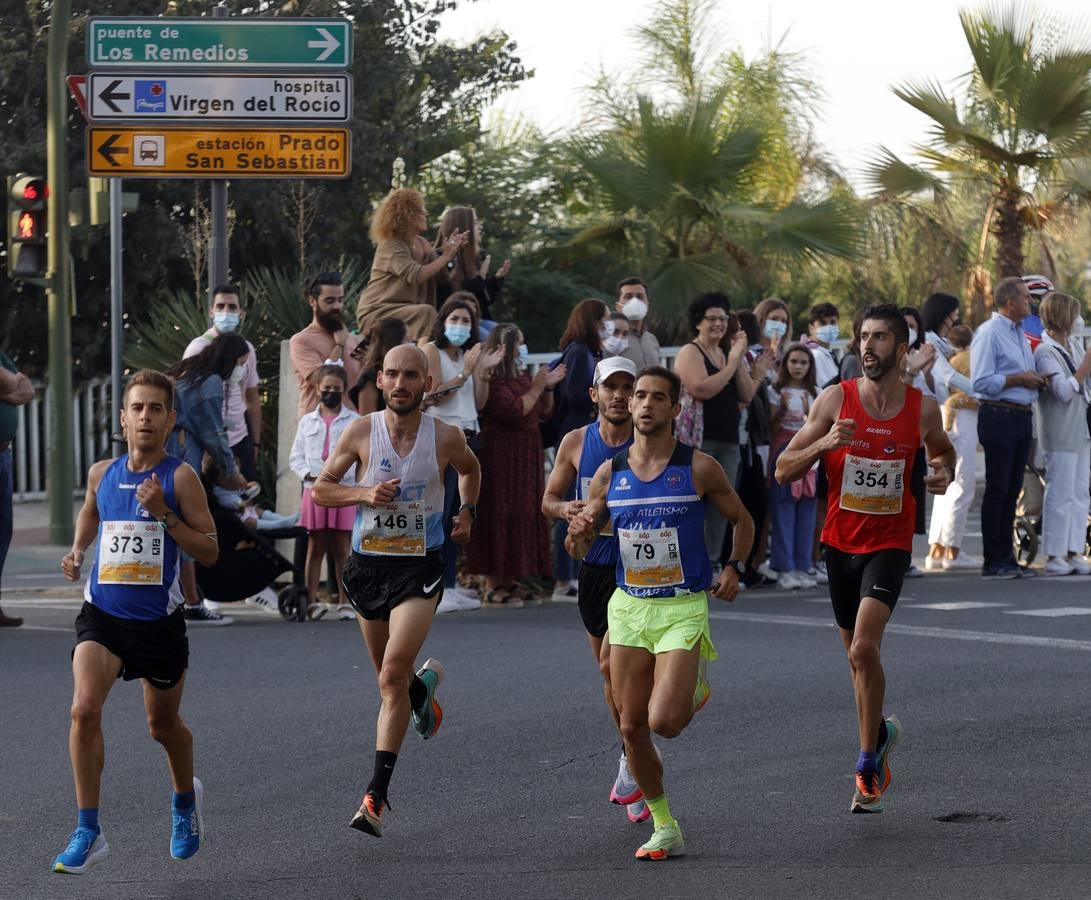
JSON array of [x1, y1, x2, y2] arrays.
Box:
[[13, 378, 113, 501]]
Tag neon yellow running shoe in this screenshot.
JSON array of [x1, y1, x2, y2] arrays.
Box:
[[635, 820, 685, 861]]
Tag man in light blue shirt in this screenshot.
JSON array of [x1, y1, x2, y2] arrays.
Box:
[[970, 277, 1048, 578]]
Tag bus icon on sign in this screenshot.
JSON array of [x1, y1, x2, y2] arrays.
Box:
[[133, 135, 165, 166]]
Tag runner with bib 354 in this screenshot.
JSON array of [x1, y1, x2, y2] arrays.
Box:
[[775, 304, 955, 814]]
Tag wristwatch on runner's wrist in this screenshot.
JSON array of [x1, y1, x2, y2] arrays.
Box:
[[159, 511, 180, 529], [725, 560, 746, 577], [458, 503, 477, 520]]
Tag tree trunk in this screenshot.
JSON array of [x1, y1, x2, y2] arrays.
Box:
[[992, 186, 1024, 277]]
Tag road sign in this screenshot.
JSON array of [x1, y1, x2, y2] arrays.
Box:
[[86, 127, 351, 178], [66, 75, 88, 115], [87, 17, 352, 69], [87, 74, 352, 123]]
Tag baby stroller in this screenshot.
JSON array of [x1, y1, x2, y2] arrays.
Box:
[[1014, 460, 1091, 566], [195, 498, 312, 622]]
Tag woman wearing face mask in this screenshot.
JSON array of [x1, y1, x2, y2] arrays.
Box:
[[603, 313, 631, 357], [166, 333, 251, 625], [675, 292, 757, 571], [289, 365, 360, 619], [422, 295, 505, 610], [467, 324, 567, 606], [434, 207, 510, 336]]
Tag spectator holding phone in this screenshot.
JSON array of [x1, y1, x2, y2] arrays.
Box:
[[434, 207, 509, 335]]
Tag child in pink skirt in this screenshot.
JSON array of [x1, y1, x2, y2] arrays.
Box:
[[289, 365, 359, 619]]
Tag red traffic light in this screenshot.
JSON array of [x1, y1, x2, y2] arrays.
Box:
[[9, 174, 47, 211], [16, 210, 42, 240]]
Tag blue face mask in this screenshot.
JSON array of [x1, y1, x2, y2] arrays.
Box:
[[764, 319, 788, 340], [516, 344, 529, 369], [444, 323, 472, 346], [816, 323, 839, 344], [214, 312, 240, 333]]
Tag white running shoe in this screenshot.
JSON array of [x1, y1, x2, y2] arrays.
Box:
[[804, 567, 828, 585], [1069, 556, 1091, 575], [244, 587, 281, 615], [1045, 558, 1075, 576], [942, 553, 981, 570], [924, 556, 944, 571], [551, 583, 579, 603], [757, 561, 780, 583], [435, 594, 461, 614], [452, 589, 482, 611]]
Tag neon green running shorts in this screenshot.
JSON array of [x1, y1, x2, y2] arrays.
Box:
[[607, 588, 718, 660]]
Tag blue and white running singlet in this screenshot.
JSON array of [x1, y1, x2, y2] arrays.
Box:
[[577, 423, 633, 567]]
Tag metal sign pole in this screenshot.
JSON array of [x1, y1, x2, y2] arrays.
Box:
[[207, 2, 229, 295], [109, 177, 123, 417]]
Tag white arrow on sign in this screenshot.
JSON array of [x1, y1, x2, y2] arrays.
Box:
[[308, 27, 341, 62]]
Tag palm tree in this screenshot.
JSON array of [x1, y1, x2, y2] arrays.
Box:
[[867, 3, 1091, 278], [563, 0, 861, 307]]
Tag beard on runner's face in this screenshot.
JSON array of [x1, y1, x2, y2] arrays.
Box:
[[861, 346, 897, 380], [383, 384, 425, 414], [317, 308, 343, 331]]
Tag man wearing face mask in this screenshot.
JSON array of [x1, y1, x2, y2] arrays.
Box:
[[804, 302, 842, 389], [183, 286, 262, 482], [616, 277, 663, 370]]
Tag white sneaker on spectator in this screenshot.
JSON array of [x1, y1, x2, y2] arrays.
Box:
[[336, 604, 356, 620], [757, 561, 780, 583], [1045, 558, 1075, 576], [805, 567, 828, 585], [942, 553, 981, 570], [924, 556, 944, 571], [435, 594, 461, 614], [778, 570, 801, 590], [551, 582, 579, 603], [1068, 556, 1091, 575], [452, 589, 482, 611], [793, 571, 817, 589], [244, 587, 281, 616]]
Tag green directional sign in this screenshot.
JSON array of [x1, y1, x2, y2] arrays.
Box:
[[87, 17, 353, 70]]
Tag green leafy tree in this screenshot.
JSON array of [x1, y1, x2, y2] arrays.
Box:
[[867, 2, 1091, 278]]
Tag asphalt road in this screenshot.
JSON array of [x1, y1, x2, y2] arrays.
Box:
[[5, 561, 1091, 900]]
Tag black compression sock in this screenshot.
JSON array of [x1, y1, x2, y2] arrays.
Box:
[[367, 751, 398, 804], [408, 674, 427, 712], [875, 718, 888, 752]]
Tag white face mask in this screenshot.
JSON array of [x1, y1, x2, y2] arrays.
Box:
[[815, 323, 839, 345], [907, 328, 918, 346], [229, 364, 246, 385], [603, 335, 629, 355], [516, 344, 529, 370], [621, 298, 648, 321], [599, 320, 616, 341], [764, 319, 788, 340]]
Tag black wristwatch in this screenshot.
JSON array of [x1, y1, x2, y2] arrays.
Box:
[[459, 503, 477, 520], [725, 560, 746, 577], [159, 511, 180, 529]]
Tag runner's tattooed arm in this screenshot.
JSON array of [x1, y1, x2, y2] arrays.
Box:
[[564, 458, 611, 560], [541, 428, 585, 523], [775, 384, 854, 484], [693, 452, 754, 601], [62, 459, 109, 581], [920, 396, 956, 495], [312, 417, 398, 508]]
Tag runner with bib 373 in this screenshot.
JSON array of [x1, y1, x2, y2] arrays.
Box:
[[313, 344, 481, 838], [775, 304, 955, 814]]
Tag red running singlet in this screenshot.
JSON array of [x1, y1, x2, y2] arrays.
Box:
[[821, 379, 921, 554]]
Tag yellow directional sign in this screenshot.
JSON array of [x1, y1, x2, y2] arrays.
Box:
[[86, 126, 350, 178]]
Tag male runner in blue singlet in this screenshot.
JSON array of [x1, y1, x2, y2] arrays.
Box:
[[315, 344, 481, 838], [567, 366, 754, 861], [543, 356, 646, 821], [53, 370, 218, 875]]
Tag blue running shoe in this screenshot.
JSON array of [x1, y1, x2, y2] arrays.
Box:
[[53, 827, 109, 874], [170, 777, 204, 860], [412, 658, 445, 740]]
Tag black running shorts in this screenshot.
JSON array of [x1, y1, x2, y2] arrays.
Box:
[[73, 602, 188, 690], [343, 550, 444, 622], [824, 546, 911, 630], [577, 561, 616, 638]]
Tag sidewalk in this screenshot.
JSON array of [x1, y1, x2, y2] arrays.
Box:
[[6, 500, 83, 594]]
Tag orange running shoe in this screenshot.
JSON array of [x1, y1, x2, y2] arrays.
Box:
[[851, 769, 883, 814], [350, 792, 386, 837]]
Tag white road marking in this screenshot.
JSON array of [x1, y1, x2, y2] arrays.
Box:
[[710, 610, 1091, 651], [910, 602, 1010, 611], [1006, 607, 1091, 618], [0, 624, 71, 632]]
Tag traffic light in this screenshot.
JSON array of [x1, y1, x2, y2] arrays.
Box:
[[7, 173, 47, 280]]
